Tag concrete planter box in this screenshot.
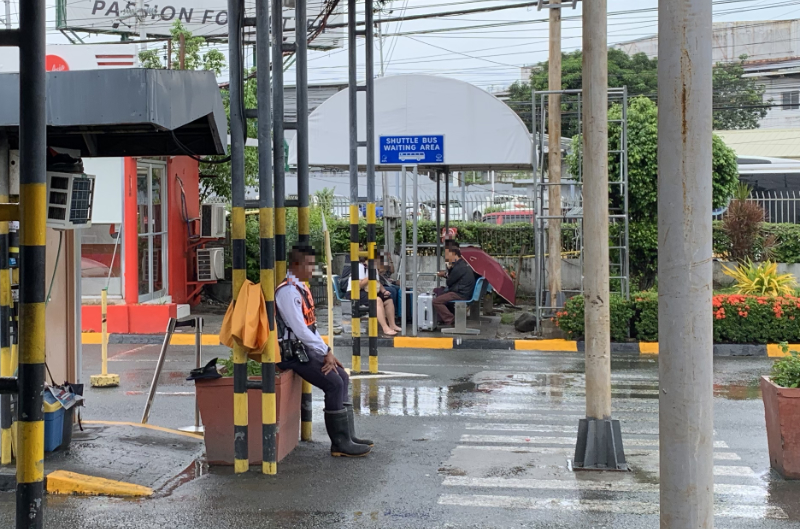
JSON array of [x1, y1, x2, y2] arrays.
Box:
[[196, 371, 302, 466], [761, 376, 800, 479]]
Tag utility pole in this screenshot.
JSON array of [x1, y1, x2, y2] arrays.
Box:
[[136, 0, 147, 51], [658, 0, 714, 526], [573, 0, 626, 471], [2, 0, 9, 29], [178, 34, 185, 70], [547, 0, 562, 310]]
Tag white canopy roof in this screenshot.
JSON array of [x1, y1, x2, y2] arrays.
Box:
[[289, 74, 533, 171]]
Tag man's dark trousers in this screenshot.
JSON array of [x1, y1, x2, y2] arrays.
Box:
[[278, 354, 350, 411], [433, 292, 464, 325]]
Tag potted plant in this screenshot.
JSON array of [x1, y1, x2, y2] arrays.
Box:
[[195, 355, 302, 466], [761, 344, 800, 479]]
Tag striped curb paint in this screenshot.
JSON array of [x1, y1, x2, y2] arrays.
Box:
[[81, 333, 790, 356]]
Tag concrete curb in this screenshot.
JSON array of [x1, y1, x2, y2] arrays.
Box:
[[46, 470, 153, 497], [81, 333, 796, 357]]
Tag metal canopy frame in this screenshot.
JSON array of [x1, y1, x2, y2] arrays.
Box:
[[532, 87, 630, 332], [0, 69, 227, 157]]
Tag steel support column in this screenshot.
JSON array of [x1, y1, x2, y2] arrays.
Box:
[[295, 0, 314, 440], [365, 0, 378, 374], [17, 0, 47, 522], [348, 0, 361, 372], [228, 0, 248, 474], [658, 0, 714, 525], [256, 0, 277, 475], [0, 132, 10, 466], [273, 0, 286, 284]]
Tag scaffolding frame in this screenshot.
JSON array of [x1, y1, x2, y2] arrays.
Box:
[[532, 87, 630, 331]]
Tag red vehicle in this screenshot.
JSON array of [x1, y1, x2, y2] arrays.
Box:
[[482, 210, 535, 225]]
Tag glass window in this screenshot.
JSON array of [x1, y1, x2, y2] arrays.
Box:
[[80, 224, 123, 298], [137, 162, 168, 301], [782, 91, 799, 110]]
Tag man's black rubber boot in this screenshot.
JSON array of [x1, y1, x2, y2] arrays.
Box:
[[324, 409, 371, 457], [344, 402, 374, 447]]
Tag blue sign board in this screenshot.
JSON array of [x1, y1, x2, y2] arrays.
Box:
[[379, 135, 444, 165]]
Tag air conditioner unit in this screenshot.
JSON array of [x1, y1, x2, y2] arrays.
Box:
[[197, 248, 225, 281], [200, 203, 226, 238], [46, 172, 96, 230]]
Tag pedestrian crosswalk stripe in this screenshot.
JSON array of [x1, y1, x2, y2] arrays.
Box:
[[453, 445, 742, 461], [471, 386, 660, 396], [437, 494, 788, 519], [441, 476, 768, 499], [456, 412, 660, 422], [464, 423, 660, 435], [452, 445, 741, 460], [460, 434, 730, 449], [713, 465, 756, 477]]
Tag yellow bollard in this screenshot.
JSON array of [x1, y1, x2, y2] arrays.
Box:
[[90, 289, 119, 387]]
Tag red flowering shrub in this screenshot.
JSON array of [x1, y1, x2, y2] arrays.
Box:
[[713, 294, 800, 344], [555, 293, 800, 344]]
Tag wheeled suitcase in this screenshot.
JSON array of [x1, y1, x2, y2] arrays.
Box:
[[418, 293, 436, 331]]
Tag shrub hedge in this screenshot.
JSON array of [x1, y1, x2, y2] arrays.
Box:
[[326, 220, 800, 263], [555, 292, 800, 344]]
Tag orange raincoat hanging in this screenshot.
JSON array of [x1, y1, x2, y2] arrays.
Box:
[[219, 280, 270, 358]]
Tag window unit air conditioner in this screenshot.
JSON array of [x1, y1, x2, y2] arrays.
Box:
[[200, 203, 226, 238], [197, 248, 225, 282], [46, 172, 96, 230]]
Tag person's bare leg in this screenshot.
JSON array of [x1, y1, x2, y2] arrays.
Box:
[[385, 299, 402, 332], [376, 298, 396, 335]]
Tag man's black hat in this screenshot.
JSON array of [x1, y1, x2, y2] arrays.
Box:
[[187, 358, 222, 381]]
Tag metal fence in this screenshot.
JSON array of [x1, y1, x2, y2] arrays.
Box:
[[713, 191, 800, 224]]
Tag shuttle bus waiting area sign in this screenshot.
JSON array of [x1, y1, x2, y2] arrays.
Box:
[[379, 135, 444, 165]]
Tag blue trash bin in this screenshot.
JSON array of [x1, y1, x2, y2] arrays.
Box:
[[44, 391, 65, 452]]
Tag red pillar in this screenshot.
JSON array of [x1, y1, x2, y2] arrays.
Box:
[[123, 158, 139, 304]]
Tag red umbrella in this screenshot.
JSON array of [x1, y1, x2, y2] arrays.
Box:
[[460, 247, 516, 305]]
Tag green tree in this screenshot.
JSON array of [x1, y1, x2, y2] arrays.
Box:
[[139, 20, 225, 74], [508, 49, 769, 135], [139, 20, 257, 201], [507, 49, 659, 136], [567, 96, 739, 288], [713, 55, 770, 130]]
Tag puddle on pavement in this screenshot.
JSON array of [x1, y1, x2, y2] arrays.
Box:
[[154, 458, 208, 498], [714, 381, 762, 400]]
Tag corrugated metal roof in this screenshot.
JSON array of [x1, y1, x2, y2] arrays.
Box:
[[715, 129, 800, 159]]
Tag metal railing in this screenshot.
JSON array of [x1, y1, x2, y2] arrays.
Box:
[[714, 191, 800, 224]]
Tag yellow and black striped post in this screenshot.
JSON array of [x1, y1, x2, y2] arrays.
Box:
[[0, 200, 11, 465], [0, 139, 11, 466], [18, 0, 47, 522], [259, 206, 277, 474], [231, 205, 248, 474], [256, 0, 277, 476], [350, 205, 361, 373], [366, 204, 378, 374], [228, 0, 248, 474]]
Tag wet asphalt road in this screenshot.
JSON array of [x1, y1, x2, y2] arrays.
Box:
[[2, 343, 800, 528]]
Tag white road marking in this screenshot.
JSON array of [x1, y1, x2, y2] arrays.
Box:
[[460, 434, 730, 449], [454, 411, 660, 423], [124, 391, 195, 396], [713, 465, 757, 477], [442, 477, 768, 499], [464, 423, 660, 435], [437, 494, 787, 519], [451, 445, 741, 460], [349, 371, 429, 380]]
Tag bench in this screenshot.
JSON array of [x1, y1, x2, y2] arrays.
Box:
[[441, 277, 490, 335], [332, 274, 369, 317]]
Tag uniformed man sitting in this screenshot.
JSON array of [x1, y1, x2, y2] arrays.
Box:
[[275, 244, 372, 457]]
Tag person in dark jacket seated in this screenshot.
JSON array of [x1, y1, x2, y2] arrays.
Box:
[[433, 241, 476, 326]]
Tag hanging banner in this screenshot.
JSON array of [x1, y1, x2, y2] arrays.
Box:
[[56, 0, 344, 49]]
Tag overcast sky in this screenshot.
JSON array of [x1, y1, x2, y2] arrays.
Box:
[[32, 0, 800, 90]]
